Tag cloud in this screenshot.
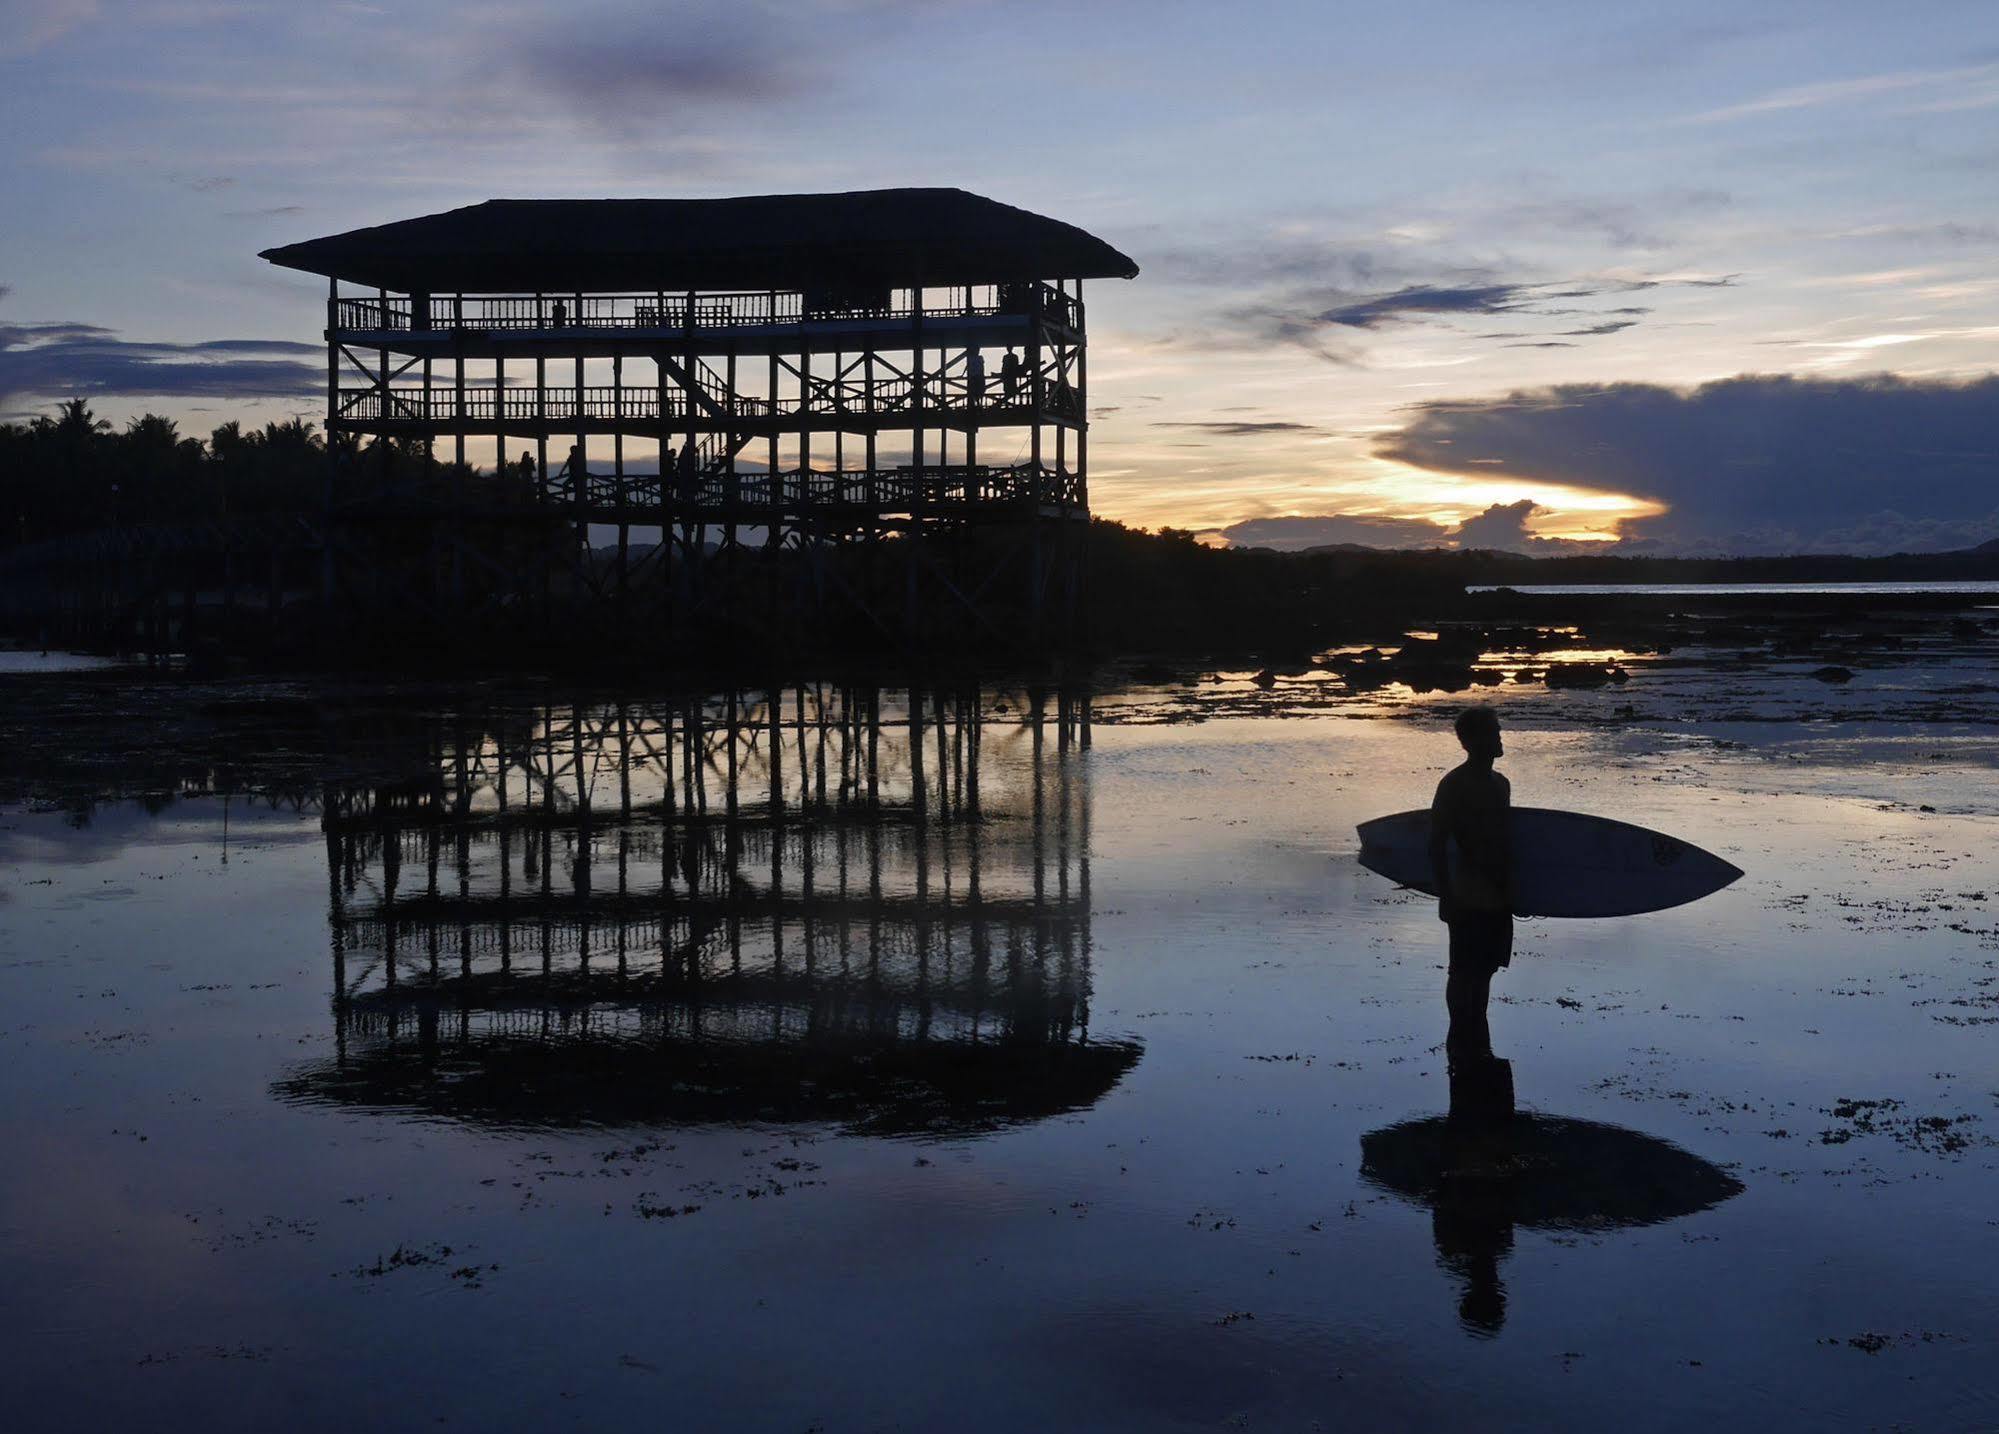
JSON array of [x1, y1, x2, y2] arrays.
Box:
[[1835, 221, 1999, 247], [1215, 271, 1732, 362], [1683, 62, 1999, 126], [1451, 499, 1541, 552], [1147, 194, 1745, 370], [1210, 303, 1363, 366], [1150, 420, 1323, 437], [1318, 284, 1531, 329], [1377, 372, 1999, 553], [224, 204, 306, 219], [490, 9, 788, 125], [470, 0, 925, 132], [187, 338, 326, 354], [1557, 319, 1639, 336], [0, 0, 98, 58], [1140, 236, 1411, 294], [1481, 190, 1731, 251], [1213, 505, 1610, 554], [1215, 513, 1451, 551], [180, 175, 235, 192], [0, 316, 322, 412]]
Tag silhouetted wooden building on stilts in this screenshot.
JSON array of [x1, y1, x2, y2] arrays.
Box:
[[260, 189, 1138, 657]]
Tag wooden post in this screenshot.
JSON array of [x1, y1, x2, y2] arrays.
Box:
[[1028, 281, 1043, 477], [322, 278, 337, 631], [574, 339, 587, 564], [453, 295, 466, 471], [451, 294, 465, 613], [767, 295, 779, 560], [534, 296, 554, 630], [1054, 284, 1067, 478], [1075, 280, 1088, 505], [422, 338, 439, 610], [325, 278, 339, 420], [614, 348, 631, 631], [789, 340, 804, 569], [1075, 279, 1089, 643], [911, 287, 925, 482], [907, 287, 925, 636], [533, 292, 547, 506], [656, 318, 672, 635]]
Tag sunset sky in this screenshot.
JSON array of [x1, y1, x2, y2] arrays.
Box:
[[4, 0, 1998, 553]]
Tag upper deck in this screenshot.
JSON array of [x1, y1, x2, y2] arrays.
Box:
[[329, 281, 1083, 359]]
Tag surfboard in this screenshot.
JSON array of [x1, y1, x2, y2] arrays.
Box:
[[1355, 807, 1742, 919]]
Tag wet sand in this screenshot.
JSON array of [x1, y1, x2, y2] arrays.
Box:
[[1, 652, 1996, 1430]]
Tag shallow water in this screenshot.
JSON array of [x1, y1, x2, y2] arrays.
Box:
[[2, 678, 1996, 1431], [0, 650, 128, 674]]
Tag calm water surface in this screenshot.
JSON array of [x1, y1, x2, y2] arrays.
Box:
[[1, 678, 1995, 1431]]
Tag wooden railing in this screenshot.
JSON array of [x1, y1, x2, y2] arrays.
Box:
[[592, 463, 1088, 514], [340, 461, 1083, 516], [332, 375, 1076, 425], [330, 283, 1075, 335]]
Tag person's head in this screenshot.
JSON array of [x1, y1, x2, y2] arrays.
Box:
[[1454, 705, 1502, 761]]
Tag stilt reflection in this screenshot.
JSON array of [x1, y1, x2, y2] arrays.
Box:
[[1361, 1056, 1744, 1336], [278, 685, 1137, 1135]]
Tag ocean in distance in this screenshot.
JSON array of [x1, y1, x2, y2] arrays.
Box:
[[1466, 579, 1999, 597]]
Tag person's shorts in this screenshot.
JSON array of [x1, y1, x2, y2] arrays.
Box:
[[1448, 910, 1513, 976]]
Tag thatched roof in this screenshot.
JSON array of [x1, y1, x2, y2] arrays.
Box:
[[261, 188, 1139, 293]]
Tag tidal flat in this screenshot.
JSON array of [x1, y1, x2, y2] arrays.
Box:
[[1, 629, 1996, 1431]]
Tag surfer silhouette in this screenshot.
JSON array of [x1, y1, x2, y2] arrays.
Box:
[[1430, 706, 1512, 1059]]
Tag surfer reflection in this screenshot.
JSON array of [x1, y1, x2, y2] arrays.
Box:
[[1361, 1059, 1744, 1337], [1437, 1055, 1516, 1333], [1430, 706, 1511, 1061]]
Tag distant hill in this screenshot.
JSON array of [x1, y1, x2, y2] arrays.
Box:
[[1293, 541, 1430, 557]]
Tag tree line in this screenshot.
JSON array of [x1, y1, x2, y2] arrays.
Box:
[[0, 398, 458, 548]]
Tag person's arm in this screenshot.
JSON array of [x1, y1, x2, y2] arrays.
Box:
[[1429, 777, 1455, 923]]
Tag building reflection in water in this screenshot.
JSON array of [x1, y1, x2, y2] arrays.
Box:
[[1361, 1057, 1744, 1336], [278, 684, 1138, 1136]]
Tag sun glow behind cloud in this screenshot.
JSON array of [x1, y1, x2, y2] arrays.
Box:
[[1092, 441, 1667, 545]]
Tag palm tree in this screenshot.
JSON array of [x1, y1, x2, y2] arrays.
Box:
[[49, 398, 111, 441], [123, 414, 182, 448], [258, 417, 320, 454]]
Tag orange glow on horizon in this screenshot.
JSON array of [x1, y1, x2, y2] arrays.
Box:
[[1091, 457, 1668, 547]]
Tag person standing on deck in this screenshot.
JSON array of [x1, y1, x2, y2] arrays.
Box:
[[676, 438, 700, 501], [1430, 706, 1513, 1061]]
